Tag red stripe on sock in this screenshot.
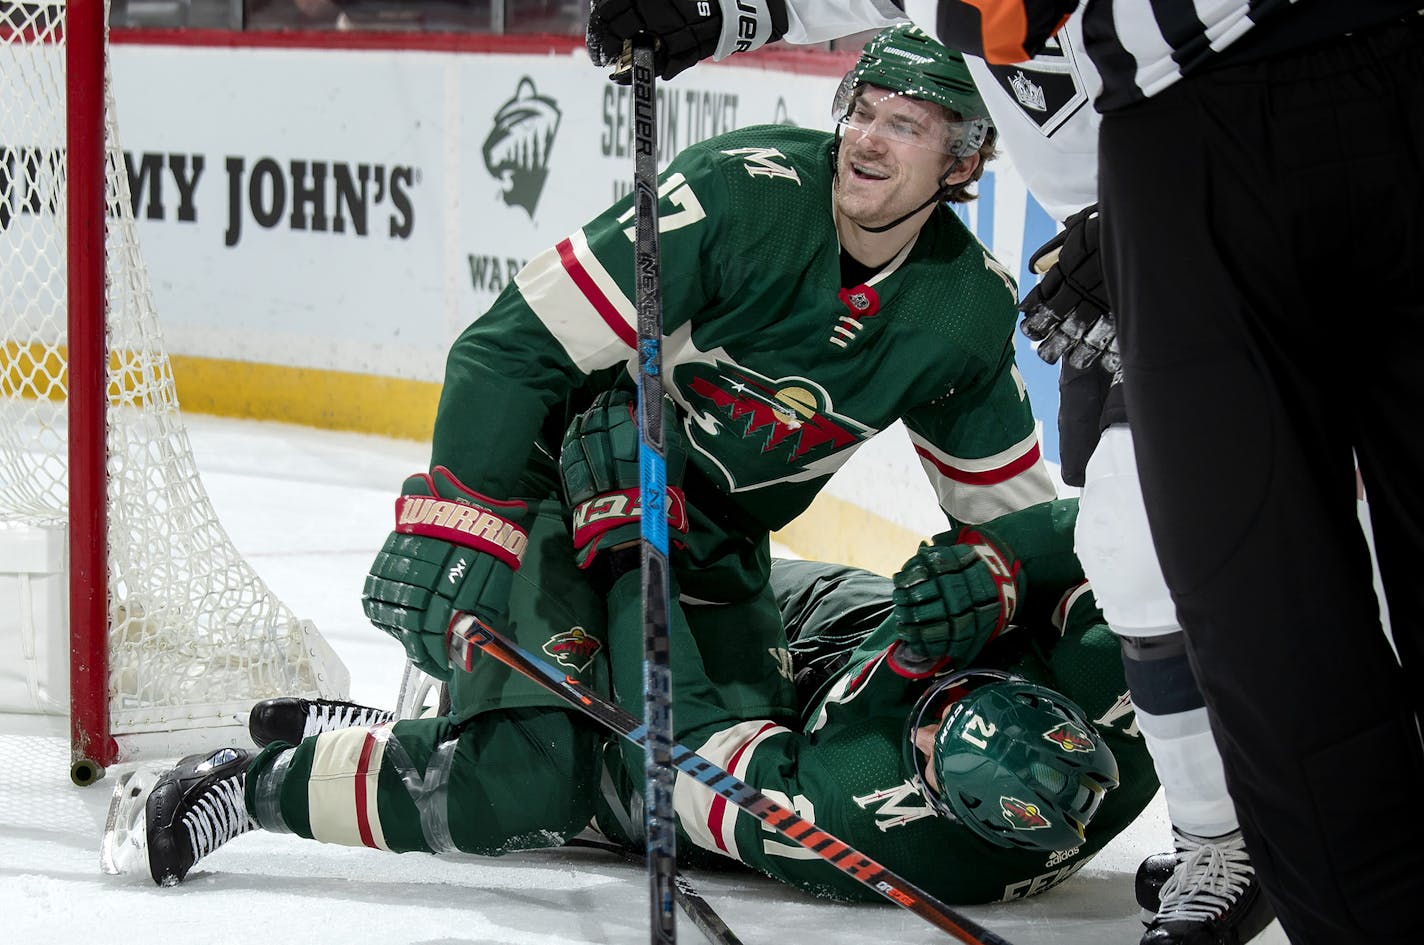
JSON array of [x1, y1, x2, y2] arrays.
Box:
[[354, 730, 379, 849]]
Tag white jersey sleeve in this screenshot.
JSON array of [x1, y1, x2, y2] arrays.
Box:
[[959, 6, 1100, 223], [778, 0, 907, 44]]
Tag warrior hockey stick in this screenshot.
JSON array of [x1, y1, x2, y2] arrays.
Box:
[[629, 36, 677, 945], [447, 615, 1017, 945], [565, 837, 746, 945]]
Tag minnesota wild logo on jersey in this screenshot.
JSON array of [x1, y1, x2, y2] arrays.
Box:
[[542, 627, 602, 674], [678, 360, 874, 492]]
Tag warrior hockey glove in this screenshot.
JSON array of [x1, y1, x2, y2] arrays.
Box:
[[363, 467, 531, 682], [585, 0, 788, 82], [1019, 203, 1121, 375], [560, 389, 687, 583], [888, 528, 1021, 678]]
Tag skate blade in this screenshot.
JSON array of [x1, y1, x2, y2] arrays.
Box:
[[99, 764, 166, 877]]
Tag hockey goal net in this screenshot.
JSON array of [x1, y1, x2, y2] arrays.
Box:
[[0, 0, 348, 784]]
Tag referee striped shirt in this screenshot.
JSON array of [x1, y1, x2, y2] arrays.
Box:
[[932, 0, 1423, 111]]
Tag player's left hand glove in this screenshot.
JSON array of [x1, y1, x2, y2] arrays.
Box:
[[559, 389, 688, 575], [585, 0, 788, 82], [1019, 203, 1120, 375], [887, 528, 1022, 678]]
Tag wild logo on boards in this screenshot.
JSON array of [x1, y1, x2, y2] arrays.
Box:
[[482, 76, 562, 220]]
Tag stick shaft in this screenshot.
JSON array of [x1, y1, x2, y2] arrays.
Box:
[[629, 38, 676, 945]]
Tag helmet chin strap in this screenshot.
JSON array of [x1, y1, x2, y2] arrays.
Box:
[[852, 158, 963, 234]]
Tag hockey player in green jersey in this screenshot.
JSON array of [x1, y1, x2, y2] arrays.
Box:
[[102, 25, 1058, 887], [105, 490, 1156, 905], [590, 498, 1158, 905], [102, 393, 1155, 904], [352, 24, 1048, 853], [360, 21, 1050, 728]]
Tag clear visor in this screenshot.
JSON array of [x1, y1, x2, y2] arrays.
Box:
[[832, 77, 989, 158]]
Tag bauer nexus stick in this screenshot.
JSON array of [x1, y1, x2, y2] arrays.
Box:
[[629, 36, 677, 945], [447, 615, 1018, 945]]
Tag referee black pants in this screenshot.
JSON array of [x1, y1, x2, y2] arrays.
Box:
[[1099, 16, 1424, 945]]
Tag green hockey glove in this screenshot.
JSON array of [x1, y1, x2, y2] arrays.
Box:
[[363, 466, 531, 682], [888, 527, 1022, 678], [559, 389, 687, 571]]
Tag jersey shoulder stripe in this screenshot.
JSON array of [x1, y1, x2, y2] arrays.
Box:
[[910, 427, 1055, 524], [514, 227, 637, 374]]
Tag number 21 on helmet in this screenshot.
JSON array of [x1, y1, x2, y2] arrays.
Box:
[[905, 669, 1120, 852]]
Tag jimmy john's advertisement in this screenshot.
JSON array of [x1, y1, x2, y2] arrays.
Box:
[[99, 41, 844, 381]]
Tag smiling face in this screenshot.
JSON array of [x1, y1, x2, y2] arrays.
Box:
[[833, 85, 976, 232]]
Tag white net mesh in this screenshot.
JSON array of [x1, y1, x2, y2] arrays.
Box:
[[0, 3, 347, 754]]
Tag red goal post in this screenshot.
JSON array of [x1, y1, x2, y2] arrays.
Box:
[[0, 0, 348, 784]]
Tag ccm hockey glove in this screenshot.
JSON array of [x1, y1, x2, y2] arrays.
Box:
[[1019, 203, 1121, 375], [559, 389, 687, 582], [363, 467, 531, 682], [586, 0, 788, 82], [888, 528, 1022, 678]]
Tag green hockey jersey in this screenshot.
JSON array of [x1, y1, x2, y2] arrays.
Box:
[[596, 505, 1159, 905], [435, 125, 1053, 535], [663, 587, 1155, 904]]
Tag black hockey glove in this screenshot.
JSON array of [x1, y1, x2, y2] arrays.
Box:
[[1019, 203, 1120, 375], [585, 0, 788, 82]]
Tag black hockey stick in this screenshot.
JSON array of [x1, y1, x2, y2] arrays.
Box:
[[564, 837, 746, 945], [629, 35, 677, 945], [446, 615, 1017, 945]]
